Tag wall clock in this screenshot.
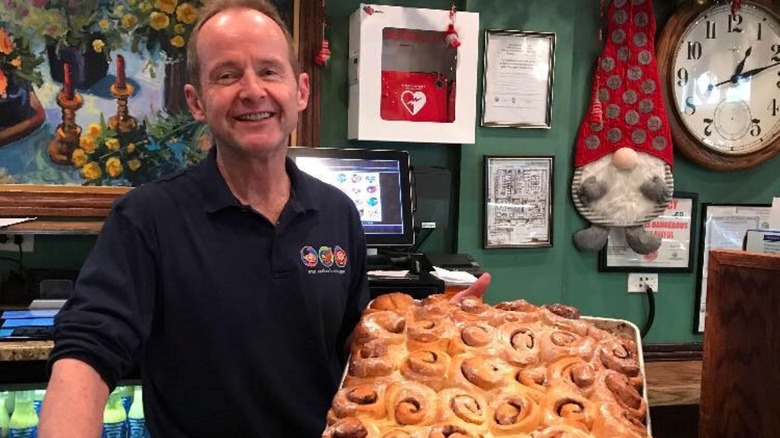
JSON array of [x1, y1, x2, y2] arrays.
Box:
[[657, 0, 780, 170]]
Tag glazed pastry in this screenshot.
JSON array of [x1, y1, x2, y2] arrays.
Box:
[[326, 295, 651, 437]]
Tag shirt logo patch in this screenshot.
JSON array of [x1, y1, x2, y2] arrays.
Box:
[[334, 246, 348, 268], [300, 246, 318, 268], [319, 246, 334, 267]]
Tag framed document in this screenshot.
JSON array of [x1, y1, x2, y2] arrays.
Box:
[[599, 192, 698, 272], [483, 156, 553, 248], [694, 203, 772, 333], [481, 30, 556, 128]]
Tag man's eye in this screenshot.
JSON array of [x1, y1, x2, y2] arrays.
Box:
[[261, 69, 279, 77], [216, 73, 239, 84]]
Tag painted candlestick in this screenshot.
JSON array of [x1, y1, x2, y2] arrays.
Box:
[[48, 63, 84, 165], [108, 55, 138, 133]]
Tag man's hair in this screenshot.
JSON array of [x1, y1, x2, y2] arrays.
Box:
[[186, 0, 301, 90]]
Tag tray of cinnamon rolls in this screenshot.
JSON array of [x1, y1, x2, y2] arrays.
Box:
[[323, 293, 652, 438]]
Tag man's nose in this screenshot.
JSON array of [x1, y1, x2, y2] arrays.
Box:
[[238, 73, 268, 101]]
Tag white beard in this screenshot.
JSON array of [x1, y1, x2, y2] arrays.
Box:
[[575, 152, 671, 226]]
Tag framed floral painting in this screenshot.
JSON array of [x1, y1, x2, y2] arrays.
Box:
[[0, 0, 323, 231]]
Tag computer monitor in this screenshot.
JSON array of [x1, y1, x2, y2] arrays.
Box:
[[287, 147, 414, 248]]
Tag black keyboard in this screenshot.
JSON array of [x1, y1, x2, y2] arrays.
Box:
[[1, 326, 54, 340]]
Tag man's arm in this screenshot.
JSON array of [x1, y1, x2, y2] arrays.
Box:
[[39, 359, 109, 437]]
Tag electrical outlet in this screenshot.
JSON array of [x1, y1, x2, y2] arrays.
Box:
[[627, 273, 659, 293], [0, 234, 35, 252]]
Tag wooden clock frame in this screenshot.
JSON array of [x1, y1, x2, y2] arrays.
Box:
[[656, 0, 780, 171]]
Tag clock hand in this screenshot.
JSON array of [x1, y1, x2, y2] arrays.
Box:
[[732, 46, 752, 80], [735, 60, 780, 81]]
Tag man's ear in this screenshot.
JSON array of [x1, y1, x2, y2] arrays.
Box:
[[184, 83, 206, 121], [297, 72, 310, 112]]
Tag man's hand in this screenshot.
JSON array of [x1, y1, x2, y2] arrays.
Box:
[[450, 272, 491, 304]]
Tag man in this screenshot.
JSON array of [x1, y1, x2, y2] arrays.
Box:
[[39, 0, 489, 436]]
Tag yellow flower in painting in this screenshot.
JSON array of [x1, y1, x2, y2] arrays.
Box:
[[0, 28, 14, 55], [106, 157, 123, 178], [128, 0, 136, 4], [85, 122, 102, 139], [99, 19, 110, 30], [0, 70, 8, 98], [150, 12, 170, 30], [122, 14, 138, 29], [92, 39, 106, 53], [105, 138, 120, 151], [126, 143, 136, 153], [10, 57, 21, 69], [128, 159, 142, 171], [174, 24, 186, 34], [82, 162, 102, 180], [139, 2, 152, 12], [71, 149, 88, 167], [116, 5, 124, 13], [175, 3, 197, 25], [170, 35, 185, 48], [79, 136, 96, 154], [155, 0, 177, 14]]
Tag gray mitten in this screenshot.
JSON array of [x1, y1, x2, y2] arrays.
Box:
[[579, 176, 609, 206], [573, 224, 610, 252], [639, 176, 670, 202], [624, 225, 662, 254]]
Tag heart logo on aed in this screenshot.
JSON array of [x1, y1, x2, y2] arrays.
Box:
[[401, 91, 427, 116]]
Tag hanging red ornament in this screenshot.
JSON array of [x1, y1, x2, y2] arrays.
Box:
[[731, 0, 742, 15], [590, 73, 603, 128], [444, 4, 461, 48], [315, 40, 331, 66]]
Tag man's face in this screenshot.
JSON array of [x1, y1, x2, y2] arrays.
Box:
[[184, 8, 309, 157]]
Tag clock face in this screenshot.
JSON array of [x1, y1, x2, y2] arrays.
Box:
[[672, 3, 780, 155]]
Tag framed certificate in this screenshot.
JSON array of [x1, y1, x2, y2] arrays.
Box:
[[481, 30, 556, 128], [598, 192, 698, 272], [694, 203, 772, 333], [483, 156, 553, 248]]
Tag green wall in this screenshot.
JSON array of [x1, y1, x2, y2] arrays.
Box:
[[3, 0, 778, 346], [323, 0, 780, 344]]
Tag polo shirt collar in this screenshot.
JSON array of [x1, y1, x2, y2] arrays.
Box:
[[193, 146, 321, 214]]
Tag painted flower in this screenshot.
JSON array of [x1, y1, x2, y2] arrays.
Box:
[[155, 0, 177, 14], [71, 148, 88, 167], [10, 56, 21, 69], [106, 156, 123, 178], [92, 39, 106, 53], [0, 70, 7, 97], [175, 3, 197, 25], [139, 2, 152, 12], [82, 162, 102, 180], [126, 143, 136, 153], [105, 138, 120, 151], [174, 24, 186, 34], [128, 159, 142, 171], [79, 136, 97, 154], [122, 14, 138, 29], [150, 12, 170, 30], [85, 122, 102, 139], [0, 28, 14, 55], [170, 35, 185, 48], [99, 19, 110, 30]]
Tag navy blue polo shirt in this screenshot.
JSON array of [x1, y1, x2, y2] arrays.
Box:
[[49, 147, 370, 437]]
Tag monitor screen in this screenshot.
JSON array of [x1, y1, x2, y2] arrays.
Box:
[[287, 147, 414, 247]]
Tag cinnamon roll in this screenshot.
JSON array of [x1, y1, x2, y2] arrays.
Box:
[[435, 388, 489, 430], [428, 424, 482, 438], [496, 322, 541, 366], [379, 428, 428, 438], [450, 298, 498, 325], [539, 390, 597, 432], [590, 403, 649, 438], [595, 339, 641, 384], [369, 293, 416, 314], [385, 381, 438, 426], [447, 354, 510, 392], [400, 350, 451, 391], [545, 357, 597, 398], [346, 339, 398, 384], [532, 424, 593, 438], [353, 311, 407, 346], [591, 370, 647, 421], [447, 323, 496, 356], [406, 318, 454, 352], [322, 417, 381, 438], [537, 329, 596, 364], [329, 383, 388, 422], [487, 389, 542, 435]]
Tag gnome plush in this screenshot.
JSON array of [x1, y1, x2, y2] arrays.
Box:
[[571, 0, 673, 255]]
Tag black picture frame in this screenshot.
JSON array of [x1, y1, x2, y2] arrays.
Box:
[[693, 202, 772, 333], [598, 192, 698, 273], [483, 156, 554, 248]]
